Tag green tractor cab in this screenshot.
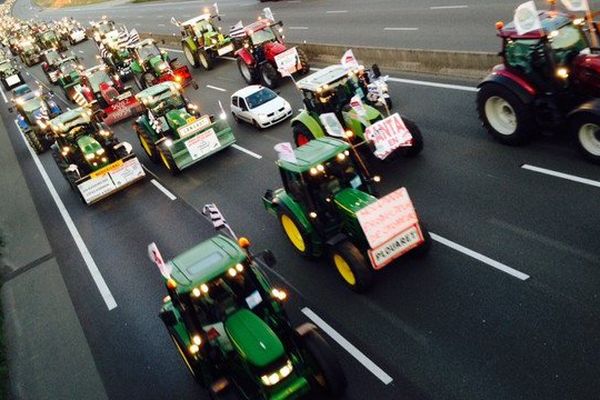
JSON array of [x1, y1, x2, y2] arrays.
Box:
[[263, 138, 431, 292], [36, 29, 67, 52], [291, 64, 423, 161], [150, 203, 346, 399], [49, 107, 145, 204], [175, 13, 235, 70], [56, 56, 86, 103], [134, 81, 235, 174]]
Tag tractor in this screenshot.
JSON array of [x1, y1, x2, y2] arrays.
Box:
[[234, 19, 309, 88], [55, 56, 86, 104], [41, 49, 64, 84], [263, 137, 430, 292], [49, 107, 145, 204], [0, 59, 24, 90], [175, 13, 235, 70], [134, 81, 235, 174], [129, 39, 197, 90], [150, 203, 347, 399], [17, 38, 42, 66], [291, 64, 423, 162], [89, 18, 118, 47], [36, 29, 68, 52], [477, 11, 600, 163]]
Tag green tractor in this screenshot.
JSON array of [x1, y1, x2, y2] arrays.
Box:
[[36, 29, 68, 52], [174, 13, 235, 70], [134, 81, 235, 174], [18, 37, 42, 66], [150, 203, 347, 399], [263, 138, 430, 292], [55, 56, 86, 104], [291, 64, 423, 161], [49, 107, 145, 204]]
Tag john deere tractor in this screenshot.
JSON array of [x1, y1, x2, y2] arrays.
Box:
[[18, 38, 42, 66], [175, 13, 235, 70], [0, 59, 24, 90], [36, 29, 67, 52], [263, 138, 430, 292], [134, 81, 235, 174], [130, 39, 197, 90], [150, 203, 347, 399], [55, 56, 86, 103]]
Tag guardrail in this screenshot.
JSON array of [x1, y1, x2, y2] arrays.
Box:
[[141, 32, 499, 79]]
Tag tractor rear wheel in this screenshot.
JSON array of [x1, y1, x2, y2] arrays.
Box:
[[158, 142, 180, 175], [259, 63, 279, 88], [183, 44, 198, 68], [570, 113, 600, 164], [297, 48, 310, 75], [329, 241, 373, 293], [296, 323, 347, 397], [237, 58, 258, 84], [135, 124, 159, 163], [477, 83, 534, 145], [292, 123, 315, 147], [198, 49, 214, 71], [401, 117, 423, 157], [25, 131, 45, 154], [277, 208, 313, 257]]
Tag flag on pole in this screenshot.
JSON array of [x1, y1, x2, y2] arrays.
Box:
[[117, 28, 129, 48], [99, 42, 109, 59], [127, 28, 140, 46], [148, 242, 171, 279], [561, 0, 589, 11], [341, 49, 359, 70], [263, 7, 274, 21], [513, 1, 542, 35], [202, 203, 237, 238], [274, 142, 297, 163], [170, 16, 180, 26]]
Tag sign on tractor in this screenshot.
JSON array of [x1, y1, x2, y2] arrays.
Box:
[[364, 113, 413, 160], [275, 47, 300, 76]]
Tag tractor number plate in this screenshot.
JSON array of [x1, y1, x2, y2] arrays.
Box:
[[184, 128, 221, 160], [177, 116, 210, 139], [217, 44, 234, 56], [367, 224, 423, 270]]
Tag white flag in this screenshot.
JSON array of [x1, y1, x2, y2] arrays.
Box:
[[274, 142, 297, 162], [213, 2, 219, 15], [513, 1, 542, 35], [170, 16, 180, 26], [350, 95, 367, 117], [263, 7, 274, 21], [341, 49, 359, 70], [148, 242, 171, 279], [561, 0, 589, 11]]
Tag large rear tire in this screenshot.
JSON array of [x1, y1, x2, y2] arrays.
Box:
[[237, 58, 257, 84], [477, 83, 535, 145], [277, 208, 313, 257], [183, 44, 198, 68], [297, 48, 310, 75], [158, 142, 180, 175], [135, 124, 159, 163], [259, 62, 279, 88], [569, 113, 600, 164], [329, 241, 373, 293], [25, 130, 45, 154]]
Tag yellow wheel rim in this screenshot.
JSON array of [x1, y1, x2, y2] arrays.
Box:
[[139, 134, 153, 157], [281, 214, 306, 252], [171, 335, 195, 377], [160, 151, 172, 171], [333, 254, 356, 286]]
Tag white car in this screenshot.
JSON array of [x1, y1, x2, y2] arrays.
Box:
[[230, 85, 292, 129], [68, 27, 87, 45]]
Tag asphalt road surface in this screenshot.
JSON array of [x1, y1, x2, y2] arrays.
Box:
[[13, 0, 593, 52], [3, 7, 600, 400]]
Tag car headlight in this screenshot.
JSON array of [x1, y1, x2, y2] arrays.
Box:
[[257, 114, 269, 123], [260, 360, 293, 386]]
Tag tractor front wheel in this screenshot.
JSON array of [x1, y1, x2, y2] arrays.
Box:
[[330, 241, 373, 292], [183, 44, 198, 68], [198, 49, 214, 71], [158, 142, 180, 175], [237, 58, 258, 84], [25, 131, 45, 154], [401, 117, 423, 157], [259, 63, 280, 88], [278, 208, 313, 257], [570, 113, 600, 164], [477, 83, 534, 145], [136, 124, 159, 163], [292, 123, 315, 147], [297, 48, 310, 75], [296, 323, 347, 397]]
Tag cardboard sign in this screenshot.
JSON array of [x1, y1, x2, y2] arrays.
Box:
[[319, 113, 345, 138], [349, 95, 367, 117], [78, 157, 145, 203], [364, 113, 413, 160], [367, 224, 423, 269], [178, 116, 211, 138], [341, 49, 359, 70], [5, 75, 21, 86], [356, 187, 419, 250], [185, 128, 221, 160], [561, 0, 589, 11], [274, 142, 297, 162], [275, 47, 300, 76]]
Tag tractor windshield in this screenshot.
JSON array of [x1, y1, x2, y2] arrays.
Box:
[[246, 88, 277, 109], [45, 51, 61, 65], [250, 27, 276, 46], [147, 88, 185, 115], [305, 152, 363, 201], [97, 22, 115, 35], [550, 24, 586, 51], [0, 61, 12, 73], [60, 61, 78, 75], [192, 20, 214, 37]]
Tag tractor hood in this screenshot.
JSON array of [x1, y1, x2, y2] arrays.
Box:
[[263, 41, 287, 58], [333, 188, 377, 219], [224, 309, 285, 368], [76, 135, 103, 155], [149, 56, 170, 75], [165, 108, 194, 131]]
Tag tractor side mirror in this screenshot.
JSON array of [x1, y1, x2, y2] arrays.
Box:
[[259, 249, 277, 268], [159, 309, 177, 326]]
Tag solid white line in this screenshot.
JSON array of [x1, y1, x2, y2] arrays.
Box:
[[232, 144, 262, 159], [13, 120, 118, 310], [0, 85, 7, 103], [521, 164, 600, 188], [301, 307, 393, 385], [430, 233, 530, 280], [430, 5, 469, 9], [158, 24, 166, 27], [326, 10, 348, 13], [289, 26, 309, 30], [160, 47, 183, 54], [150, 179, 177, 200], [387, 77, 477, 92], [384, 27, 419, 31], [206, 84, 227, 92]]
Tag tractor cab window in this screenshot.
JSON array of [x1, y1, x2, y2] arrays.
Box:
[[138, 43, 160, 60], [147, 88, 185, 116], [97, 22, 114, 35], [45, 51, 61, 64], [282, 170, 307, 203], [59, 60, 78, 75], [305, 155, 361, 209], [250, 27, 276, 46]]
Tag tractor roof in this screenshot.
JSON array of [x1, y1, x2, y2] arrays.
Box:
[[499, 11, 572, 40], [181, 14, 211, 26], [49, 107, 91, 133], [136, 81, 178, 102], [243, 19, 272, 34], [168, 234, 246, 294], [277, 137, 350, 173], [296, 64, 348, 92]]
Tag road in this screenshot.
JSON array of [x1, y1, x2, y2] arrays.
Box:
[[12, 0, 587, 52], [2, 26, 600, 399]]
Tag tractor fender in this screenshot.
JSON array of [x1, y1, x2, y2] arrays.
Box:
[[291, 110, 326, 138], [273, 191, 322, 254], [182, 37, 197, 52], [478, 69, 536, 105], [135, 116, 161, 142], [235, 48, 255, 66], [567, 98, 600, 120]]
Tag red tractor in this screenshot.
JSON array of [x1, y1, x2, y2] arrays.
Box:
[[477, 12, 600, 163], [233, 19, 309, 88]]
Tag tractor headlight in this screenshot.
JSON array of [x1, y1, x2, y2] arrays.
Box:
[[99, 129, 111, 137], [556, 67, 569, 79], [260, 360, 293, 386], [164, 138, 173, 147], [85, 153, 95, 160], [96, 148, 105, 155]]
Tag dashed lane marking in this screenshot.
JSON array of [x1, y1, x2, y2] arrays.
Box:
[[232, 144, 262, 159], [521, 164, 600, 188], [150, 179, 177, 200], [206, 84, 227, 92]]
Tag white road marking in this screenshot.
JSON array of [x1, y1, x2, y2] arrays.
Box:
[[222, 56, 237, 61], [0, 85, 7, 103], [430, 233, 530, 280], [430, 5, 469, 9], [14, 120, 118, 310], [158, 23, 166, 27], [160, 47, 183, 53], [135, 23, 141, 26], [387, 77, 477, 92], [521, 164, 600, 188], [206, 84, 227, 92], [289, 26, 309, 30], [301, 307, 393, 385], [150, 179, 177, 200], [326, 10, 348, 14], [384, 27, 419, 31], [232, 144, 262, 159]]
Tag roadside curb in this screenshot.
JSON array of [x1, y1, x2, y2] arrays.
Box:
[[141, 32, 498, 79]]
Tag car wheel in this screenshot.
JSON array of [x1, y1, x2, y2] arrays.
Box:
[[183, 44, 198, 68], [237, 58, 257, 84], [477, 83, 535, 145], [329, 240, 373, 292], [401, 117, 423, 157], [292, 123, 315, 147], [570, 113, 600, 164], [277, 208, 313, 257]]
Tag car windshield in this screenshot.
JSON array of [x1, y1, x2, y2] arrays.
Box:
[[550, 25, 586, 51], [88, 70, 111, 92], [245, 88, 277, 109], [250, 27, 276, 45], [138, 43, 160, 60], [147, 88, 184, 115]]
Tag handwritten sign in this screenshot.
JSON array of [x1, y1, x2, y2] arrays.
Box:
[[319, 113, 345, 138], [275, 47, 300, 76], [364, 113, 413, 160]]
